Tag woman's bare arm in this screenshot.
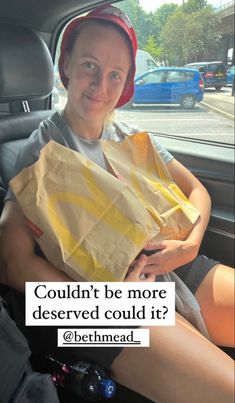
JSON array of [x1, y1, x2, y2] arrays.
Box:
[[142, 158, 212, 274], [0, 200, 71, 292], [167, 158, 211, 249]]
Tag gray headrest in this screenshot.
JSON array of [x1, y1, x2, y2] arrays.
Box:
[[0, 23, 54, 103]]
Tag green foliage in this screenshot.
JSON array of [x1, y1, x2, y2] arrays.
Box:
[[182, 0, 208, 14], [117, 1, 178, 49], [160, 10, 188, 65], [143, 35, 163, 63], [154, 3, 178, 32], [160, 6, 221, 65], [116, 0, 221, 66], [148, 4, 178, 48], [117, 0, 148, 48]]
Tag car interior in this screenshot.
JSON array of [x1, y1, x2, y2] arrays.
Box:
[[0, 0, 234, 402]]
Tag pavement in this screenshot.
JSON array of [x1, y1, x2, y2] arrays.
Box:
[[200, 88, 234, 121]]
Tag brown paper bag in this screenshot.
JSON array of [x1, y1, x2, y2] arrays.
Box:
[[10, 140, 160, 282], [101, 132, 199, 241]]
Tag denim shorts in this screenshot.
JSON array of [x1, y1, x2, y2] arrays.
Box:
[[174, 254, 219, 294]]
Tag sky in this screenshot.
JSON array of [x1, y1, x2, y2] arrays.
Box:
[[139, 0, 232, 12]]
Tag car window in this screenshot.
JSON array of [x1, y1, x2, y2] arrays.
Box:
[[183, 71, 195, 81], [187, 65, 206, 73], [208, 63, 226, 73], [147, 59, 157, 69], [166, 71, 180, 82], [140, 70, 167, 84], [52, 0, 234, 146], [198, 66, 206, 73]]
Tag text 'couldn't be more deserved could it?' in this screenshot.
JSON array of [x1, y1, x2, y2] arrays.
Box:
[[25, 282, 175, 327]]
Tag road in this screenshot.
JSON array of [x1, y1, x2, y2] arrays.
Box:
[[117, 89, 234, 145], [202, 87, 234, 121]]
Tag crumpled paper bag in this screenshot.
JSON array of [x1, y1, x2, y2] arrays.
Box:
[[10, 140, 159, 281], [10, 133, 199, 281]]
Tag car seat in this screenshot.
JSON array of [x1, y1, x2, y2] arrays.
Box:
[[0, 22, 54, 297], [0, 22, 53, 198]]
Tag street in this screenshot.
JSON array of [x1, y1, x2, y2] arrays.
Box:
[[202, 87, 234, 121], [116, 87, 234, 145]]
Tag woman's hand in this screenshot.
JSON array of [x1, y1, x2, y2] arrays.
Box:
[[140, 239, 199, 276], [125, 255, 156, 282]]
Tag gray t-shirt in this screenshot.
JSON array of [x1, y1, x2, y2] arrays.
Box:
[[7, 111, 173, 200]]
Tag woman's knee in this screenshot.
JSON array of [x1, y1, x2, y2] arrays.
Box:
[[195, 264, 235, 346], [111, 316, 234, 403]]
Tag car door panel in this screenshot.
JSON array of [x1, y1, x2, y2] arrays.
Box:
[[134, 70, 169, 103], [155, 135, 234, 267], [135, 82, 162, 103]]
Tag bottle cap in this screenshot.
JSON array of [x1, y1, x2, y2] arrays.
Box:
[[99, 378, 116, 398]]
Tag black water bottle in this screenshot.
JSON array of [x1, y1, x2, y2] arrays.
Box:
[[48, 356, 116, 401]]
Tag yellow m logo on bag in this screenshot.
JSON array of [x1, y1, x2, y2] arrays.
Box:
[[47, 164, 147, 281]]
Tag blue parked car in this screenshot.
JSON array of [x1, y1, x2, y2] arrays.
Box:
[[226, 65, 235, 85], [128, 67, 204, 109]]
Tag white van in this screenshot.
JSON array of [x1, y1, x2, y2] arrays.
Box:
[[135, 49, 158, 78]]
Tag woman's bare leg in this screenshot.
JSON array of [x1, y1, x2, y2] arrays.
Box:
[[111, 313, 234, 403], [195, 264, 235, 347]]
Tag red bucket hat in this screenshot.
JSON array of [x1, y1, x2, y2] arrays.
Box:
[[58, 4, 137, 108]]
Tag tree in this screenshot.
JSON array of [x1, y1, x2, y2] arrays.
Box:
[[160, 7, 221, 65], [143, 35, 163, 64], [193, 8, 221, 61], [183, 0, 208, 14], [150, 4, 178, 47], [118, 0, 148, 48], [155, 3, 178, 31], [160, 10, 188, 65], [119, 1, 178, 51]]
